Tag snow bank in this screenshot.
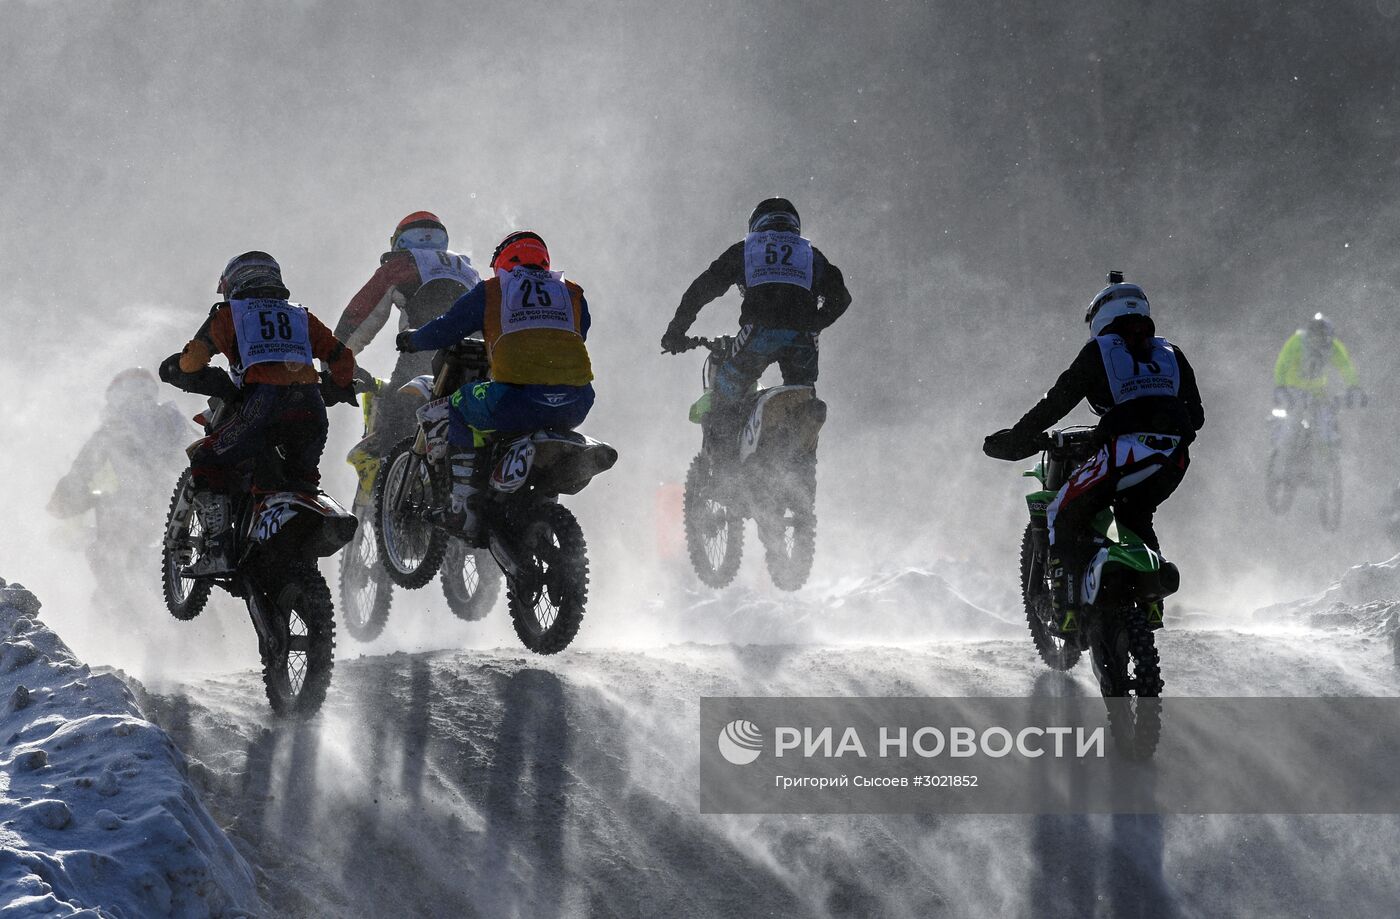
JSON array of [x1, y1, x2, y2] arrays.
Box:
[[1254, 554, 1400, 637], [0, 577, 262, 918]]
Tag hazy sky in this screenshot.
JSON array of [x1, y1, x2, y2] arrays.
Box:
[[3, 0, 1399, 653]]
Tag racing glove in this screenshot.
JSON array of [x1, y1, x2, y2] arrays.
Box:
[[660, 325, 690, 354], [1272, 386, 1293, 408], [983, 428, 1041, 461], [395, 329, 418, 353]]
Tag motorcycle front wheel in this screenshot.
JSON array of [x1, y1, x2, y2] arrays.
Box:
[[374, 436, 448, 589], [1319, 453, 1342, 532], [1020, 524, 1080, 671], [339, 508, 393, 641], [506, 503, 588, 654], [683, 453, 744, 588], [160, 469, 213, 621], [257, 563, 336, 717]]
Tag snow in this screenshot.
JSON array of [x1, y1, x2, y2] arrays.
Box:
[[6, 563, 1400, 917], [0, 578, 261, 918]]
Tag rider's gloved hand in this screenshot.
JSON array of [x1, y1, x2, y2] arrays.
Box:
[[983, 428, 1040, 461], [1346, 386, 1368, 409], [1272, 386, 1293, 409], [660, 327, 690, 354], [395, 329, 418, 353]]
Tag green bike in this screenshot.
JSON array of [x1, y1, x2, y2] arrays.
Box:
[[1018, 428, 1178, 756]]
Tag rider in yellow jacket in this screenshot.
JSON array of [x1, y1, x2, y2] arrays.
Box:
[[1273, 313, 1364, 445]]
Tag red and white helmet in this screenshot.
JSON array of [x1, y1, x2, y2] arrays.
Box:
[[392, 211, 448, 250], [490, 230, 550, 271]]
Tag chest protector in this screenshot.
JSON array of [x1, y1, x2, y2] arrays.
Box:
[[743, 231, 814, 289], [230, 299, 313, 368], [483, 268, 593, 386], [1096, 334, 1181, 406]]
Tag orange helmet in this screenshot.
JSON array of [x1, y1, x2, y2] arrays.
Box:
[[391, 211, 447, 250], [490, 231, 550, 271]]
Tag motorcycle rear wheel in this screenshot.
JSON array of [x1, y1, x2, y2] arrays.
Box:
[[442, 539, 503, 622], [506, 503, 588, 654], [161, 469, 213, 621], [758, 459, 817, 592], [1090, 606, 1163, 759], [683, 453, 744, 588], [374, 436, 448, 589], [258, 563, 336, 717]]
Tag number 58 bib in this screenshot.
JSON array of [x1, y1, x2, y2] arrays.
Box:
[[230, 299, 314, 368], [743, 231, 814, 289]]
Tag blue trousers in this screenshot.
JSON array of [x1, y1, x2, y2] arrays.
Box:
[[447, 381, 595, 447], [713, 326, 819, 404]]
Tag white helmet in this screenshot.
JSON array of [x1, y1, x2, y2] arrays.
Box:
[[1085, 273, 1150, 336]]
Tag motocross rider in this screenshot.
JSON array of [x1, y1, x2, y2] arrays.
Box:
[[48, 368, 193, 578], [171, 251, 356, 575], [983, 274, 1204, 631], [395, 231, 593, 542], [1273, 312, 1364, 446], [660, 197, 851, 466], [335, 212, 482, 457]]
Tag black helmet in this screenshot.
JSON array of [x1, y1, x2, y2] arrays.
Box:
[[748, 197, 800, 234], [218, 251, 289, 299]]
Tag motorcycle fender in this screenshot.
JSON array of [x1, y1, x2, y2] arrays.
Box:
[[491, 437, 536, 493], [1024, 489, 1056, 520], [398, 374, 435, 402], [739, 385, 822, 463]]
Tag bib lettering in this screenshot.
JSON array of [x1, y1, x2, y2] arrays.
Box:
[[743, 231, 814, 289], [409, 248, 480, 290], [1097, 335, 1181, 404], [230, 299, 314, 368], [496, 267, 577, 335]]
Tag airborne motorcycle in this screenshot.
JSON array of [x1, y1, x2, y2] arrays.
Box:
[[161, 381, 357, 716], [679, 336, 825, 591], [1266, 391, 1344, 531], [338, 374, 501, 642], [1017, 427, 1177, 757], [373, 339, 616, 654]]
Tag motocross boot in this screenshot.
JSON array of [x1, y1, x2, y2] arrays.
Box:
[[432, 447, 489, 546], [184, 492, 235, 577]]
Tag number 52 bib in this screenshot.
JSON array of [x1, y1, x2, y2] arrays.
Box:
[[743, 231, 814, 289]]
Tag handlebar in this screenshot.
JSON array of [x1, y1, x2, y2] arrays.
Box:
[[682, 335, 734, 355], [1037, 428, 1101, 451]]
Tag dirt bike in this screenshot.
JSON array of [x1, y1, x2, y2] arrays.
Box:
[[160, 379, 357, 716], [1017, 428, 1178, 758], [373, 339, 617, 654], [678, 336, 825, 591], [1266, 392, 1344, 531], [338, 373, 501, 641]]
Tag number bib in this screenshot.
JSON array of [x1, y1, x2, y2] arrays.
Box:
[[1096, 334, 1181, 404], [496, 267, 577, 334], [743, 231, 814, 289], [230, 299, 314, 368], [409, 248, 480, 290]]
